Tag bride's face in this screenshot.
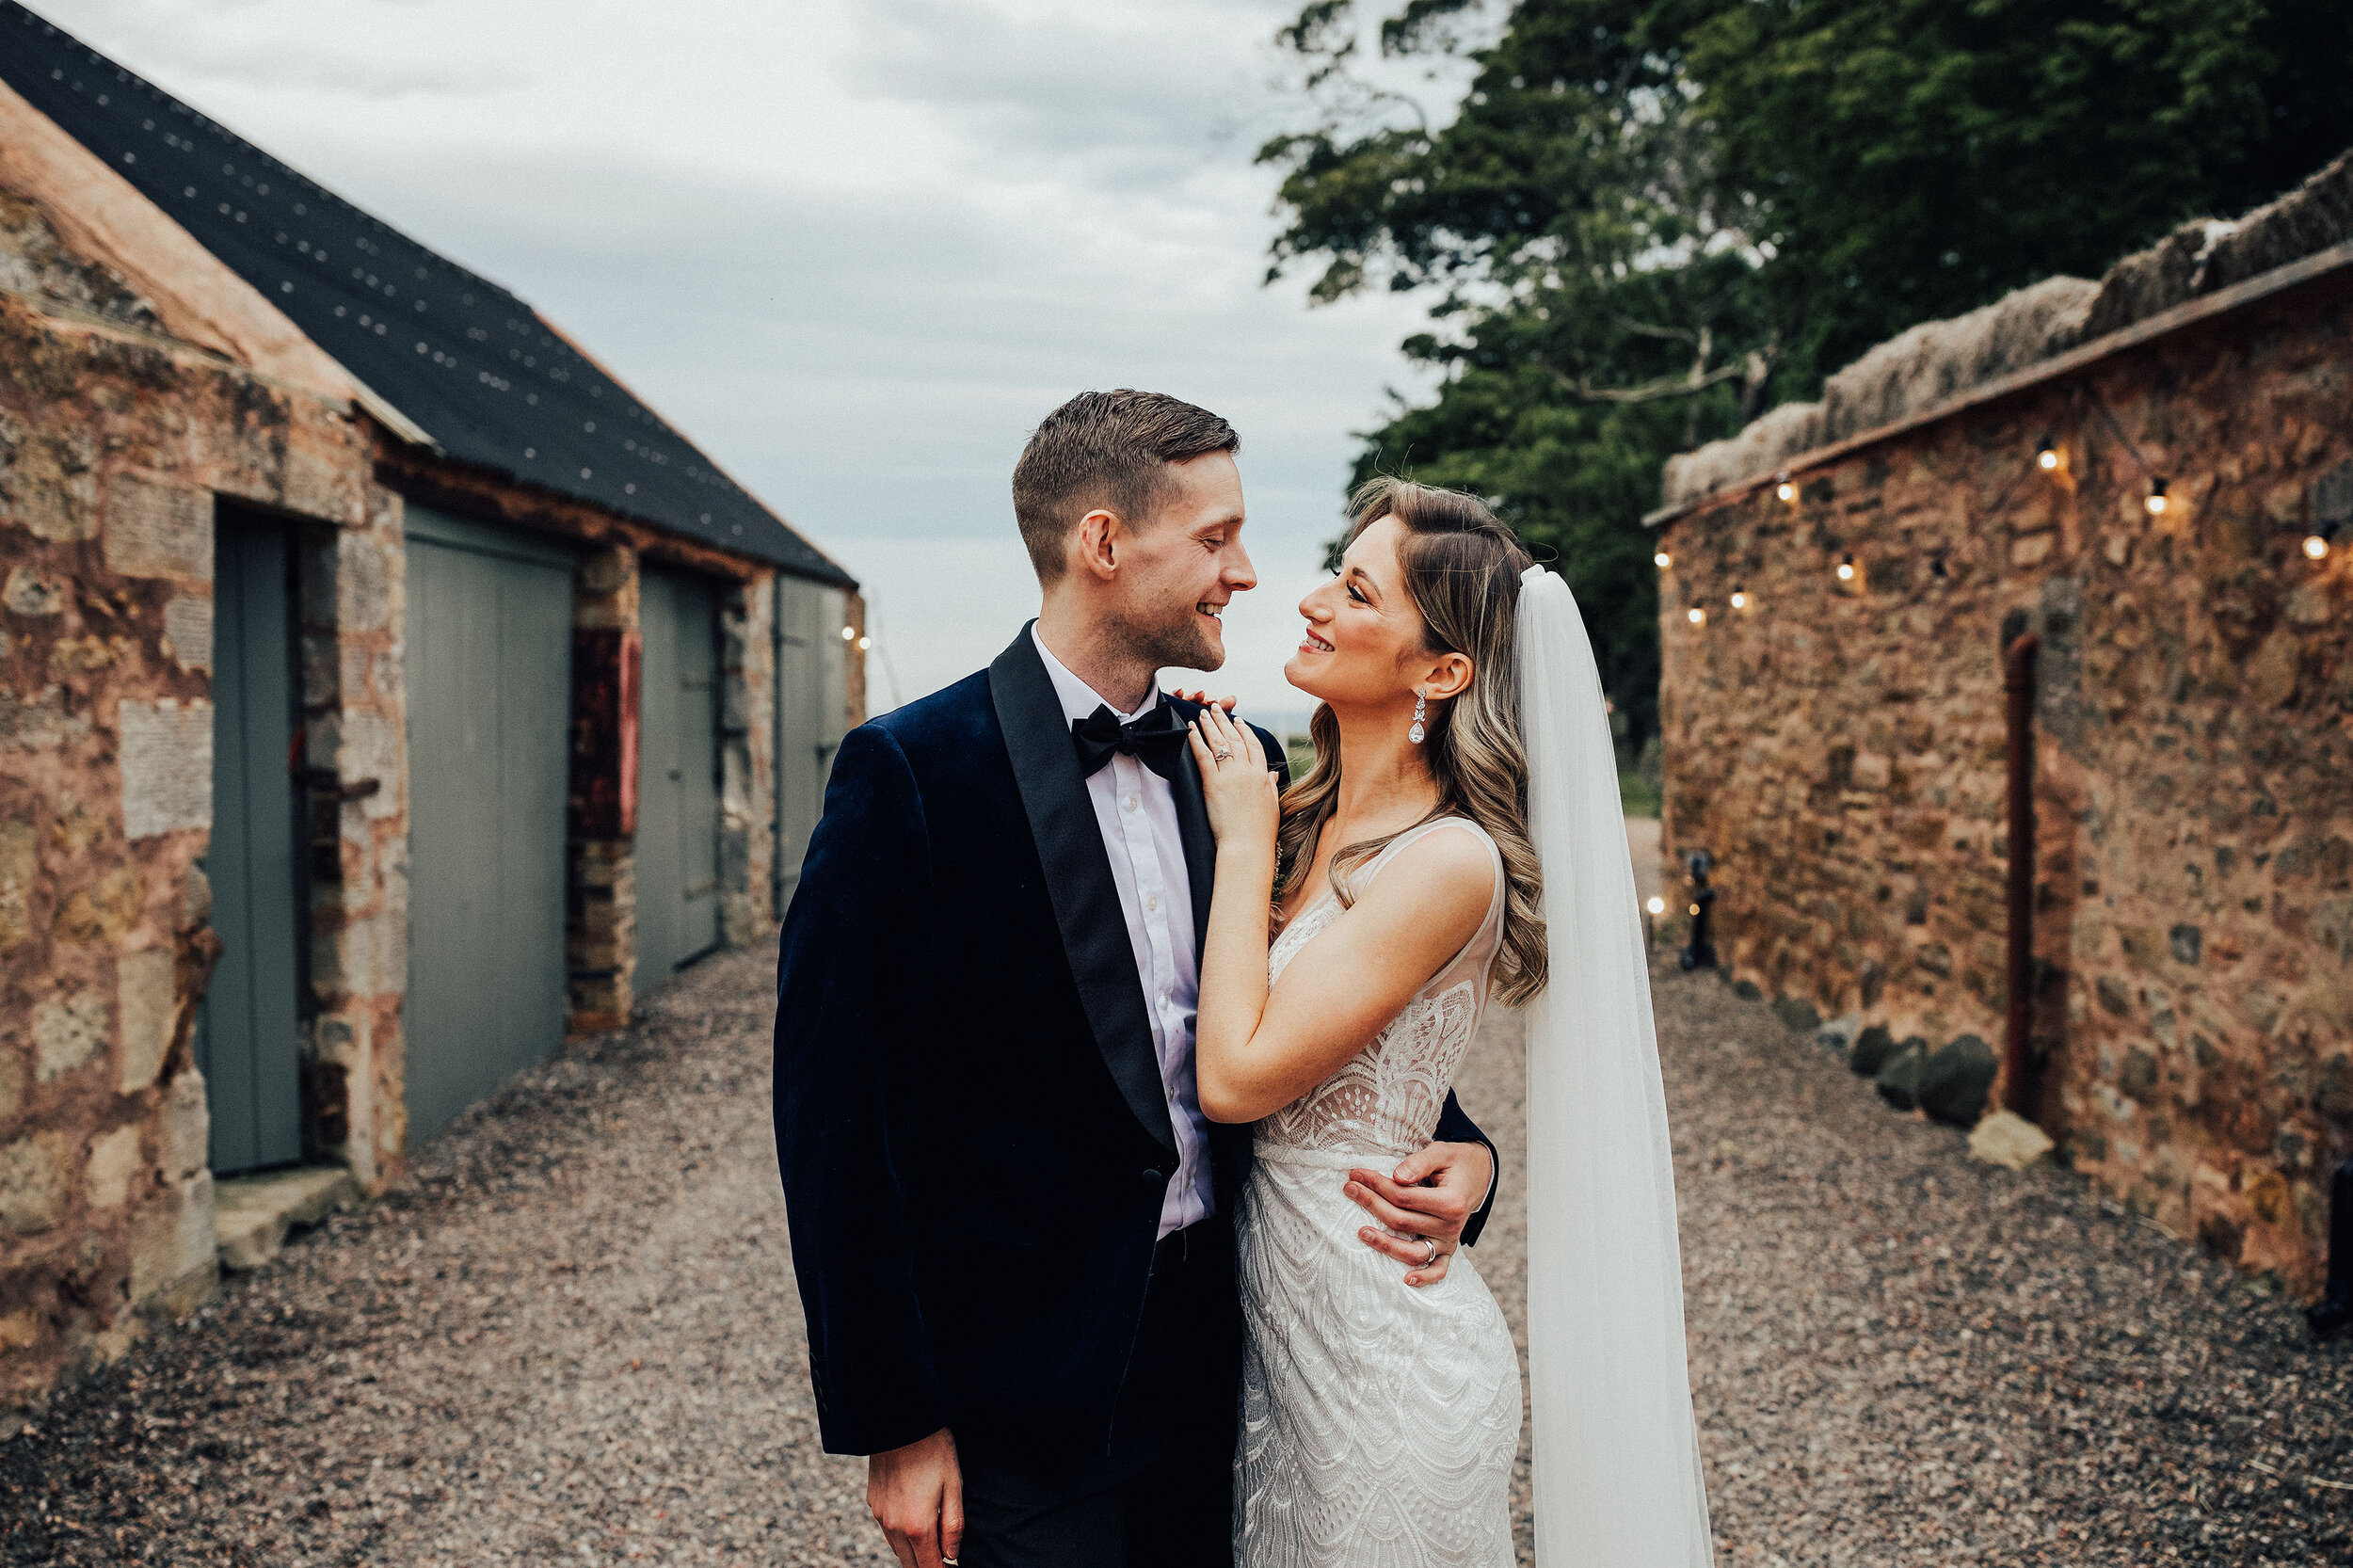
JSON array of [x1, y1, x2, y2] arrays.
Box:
[[1286, 515, 1445, 710]]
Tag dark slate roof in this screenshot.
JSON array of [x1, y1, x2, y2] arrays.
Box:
[[0, 3, 854, 586]]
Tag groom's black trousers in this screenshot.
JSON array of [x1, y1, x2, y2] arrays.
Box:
[[958, 1221, 1239, 1568]]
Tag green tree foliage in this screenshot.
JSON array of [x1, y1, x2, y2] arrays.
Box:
[[1266, 0, 1770, 745], [1692, 0, 2353, 382], [1263, 0, 2353, 744]]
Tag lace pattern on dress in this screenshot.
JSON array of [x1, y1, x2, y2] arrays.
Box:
[[1235, 814, 1521, 1568], [1257, 817, 1507, 1161]]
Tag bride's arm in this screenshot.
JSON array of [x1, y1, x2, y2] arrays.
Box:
[[1187, 707, 1494, 1126], [1186, 708, 1280, 1106]]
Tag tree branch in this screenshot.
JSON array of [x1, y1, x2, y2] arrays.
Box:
[[1611, 315, 1701, 344], [1538, 357, 1750, 404]]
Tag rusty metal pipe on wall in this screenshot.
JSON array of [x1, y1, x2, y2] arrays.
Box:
[[2004, 634, 2040, 1114]]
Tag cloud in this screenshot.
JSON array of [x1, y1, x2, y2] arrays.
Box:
[[33, 0, 1451, 712], [846, 1, 1239, 114], [840, 0, 1285, 189], [35, 0, 528, 100], [166, 48, 523, 101]]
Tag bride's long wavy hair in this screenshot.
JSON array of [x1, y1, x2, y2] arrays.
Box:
[[1274, 477, 1547, 1005]]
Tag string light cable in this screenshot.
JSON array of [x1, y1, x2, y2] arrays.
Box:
[[2077, 383, 2172, 517]]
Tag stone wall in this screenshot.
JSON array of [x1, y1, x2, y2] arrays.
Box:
[[0, 104, 851, 1425], [1653, 263, 2353, 1298], [717, 574, 776, 950], [559, 548, 784, 1027], [842, 590, 869, 737], [297, 494, 409, 1186], [0, 223, 380, 1413], [567, 544, 640, 1034]]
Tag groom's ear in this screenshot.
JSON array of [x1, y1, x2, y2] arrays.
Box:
[[1071, 505, 1125, 582]]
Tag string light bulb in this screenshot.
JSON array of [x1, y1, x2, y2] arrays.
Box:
[[857, 635, 873, 650], [1655, 548, 1673, 569], [1687, 605, 1706, 626], [1645, 896, 1666, 917], [1775, 473, 1797, 504], [1729, 586, 1749, 610], [2307, 534, 2331, 561], [840, 625, 857, 640], [2145, 478, 2169, 516], [2036, 442, 2060, 472], [1835, 553, 1856, 583]]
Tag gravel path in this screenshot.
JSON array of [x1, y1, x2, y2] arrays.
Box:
[[4, 934, 2347, 1565], [1652, 968, 2351, 1567], [2, 950, 876, 1567]]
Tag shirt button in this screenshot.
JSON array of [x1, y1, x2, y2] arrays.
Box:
[[1123, 793, 1139, 811], [1145, 892, 1160, 912]]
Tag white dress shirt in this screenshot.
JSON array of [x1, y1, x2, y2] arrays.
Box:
[[1032, 627, 1211, 1238]]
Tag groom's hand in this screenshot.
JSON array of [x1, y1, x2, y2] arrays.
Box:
[[1345, 1141, 1494, 1288], [868, 1427, 964, 1568]]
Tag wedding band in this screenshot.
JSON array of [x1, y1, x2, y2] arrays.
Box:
[[1417, 1237, 1439, 1267]]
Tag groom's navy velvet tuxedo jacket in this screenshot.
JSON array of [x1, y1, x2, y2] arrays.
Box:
[[773, 626, 1497, 1457]]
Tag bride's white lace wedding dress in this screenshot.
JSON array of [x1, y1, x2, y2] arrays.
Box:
[[1235, 816, 1521, 1568]]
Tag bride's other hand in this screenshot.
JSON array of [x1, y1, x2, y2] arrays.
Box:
[[1187, 703, 1277, 849], [1174, 687, 1239, 712]]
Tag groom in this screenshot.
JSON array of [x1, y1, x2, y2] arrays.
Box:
[[772, 391, 1498, 1568]]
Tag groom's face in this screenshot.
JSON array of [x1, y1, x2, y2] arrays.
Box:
[[1104, 450, 1255, 672]]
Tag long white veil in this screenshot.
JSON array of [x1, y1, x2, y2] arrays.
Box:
[[1517, 564, 1715, 1565]]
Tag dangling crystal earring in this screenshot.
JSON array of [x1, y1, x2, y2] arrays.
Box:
[[1408, 691, 1426, 744]]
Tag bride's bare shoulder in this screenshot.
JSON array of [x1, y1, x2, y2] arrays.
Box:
[[1353, 820, 1497, 933]]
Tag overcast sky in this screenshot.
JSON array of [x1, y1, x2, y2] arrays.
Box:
[[40, 0, 1481, 724]]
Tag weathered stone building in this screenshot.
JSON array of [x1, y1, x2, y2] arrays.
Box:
[[0, 6, 860, 1422], [1649, 152, 2353, 1299]]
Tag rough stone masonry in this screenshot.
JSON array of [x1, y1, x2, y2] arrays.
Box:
[[0, 150, 397, 1421], [1651, 157, 2353, 1300]]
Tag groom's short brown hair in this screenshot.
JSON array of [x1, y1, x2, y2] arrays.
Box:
[[1013, 390, 1240, 584]]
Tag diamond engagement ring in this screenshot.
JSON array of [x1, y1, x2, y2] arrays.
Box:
[[1213, 744, 1232, 760]]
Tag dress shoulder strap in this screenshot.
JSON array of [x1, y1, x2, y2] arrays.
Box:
[[1358, 814, 1496, 879], [1350, 816, 1508, 999]]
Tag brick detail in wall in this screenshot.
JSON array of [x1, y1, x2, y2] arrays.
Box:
[[297, 492, 410, 1189], [718, 576, 776, 950], [568, 546, 639, 1033]]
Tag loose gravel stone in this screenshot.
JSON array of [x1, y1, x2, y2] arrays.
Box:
[[2, 942, 2345, 1566]]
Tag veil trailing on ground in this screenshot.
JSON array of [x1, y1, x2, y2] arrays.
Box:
[[1517, 565, 1716, 1566]]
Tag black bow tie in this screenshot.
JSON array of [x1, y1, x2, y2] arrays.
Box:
[[1072, 700, 1191, 782]]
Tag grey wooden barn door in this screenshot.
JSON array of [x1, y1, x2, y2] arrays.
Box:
[[199, 509, 305, 1174], [634, 568, 722, 991], [773, 578, 847, 910], [402, 505, 575, 1143]]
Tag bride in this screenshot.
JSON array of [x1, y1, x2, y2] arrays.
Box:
[[1183, 478, 1715, 1567]]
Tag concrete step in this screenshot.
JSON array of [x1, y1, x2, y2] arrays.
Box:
[[213, 1165, 360, 1272]]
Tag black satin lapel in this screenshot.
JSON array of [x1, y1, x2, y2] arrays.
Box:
[[989, 626, 1176, 1157], [1165, 700, 1217, 962]]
